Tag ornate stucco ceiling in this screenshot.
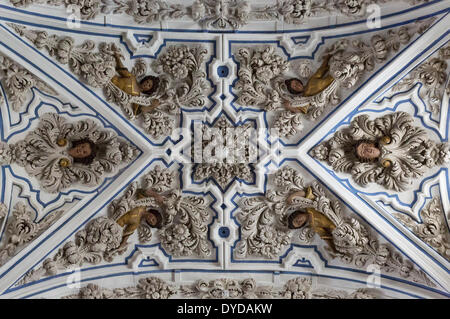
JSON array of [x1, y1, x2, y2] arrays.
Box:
[[0, 0, 448, 300]]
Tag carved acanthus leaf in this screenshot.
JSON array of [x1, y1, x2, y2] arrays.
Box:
[[235, 167, 309, 259], [110, 166, 214, 257], [0, 202, 63, 265], [278, 277, 375, 299], [0, 113, 136, 193], [393, 44, 450, 114], [9, 23, 118, 88], [181, 276, 377, 299], [0, 53, 57, 111], [193, 116, 256, 188], [63, 276, 177, 299], [234, 22, 431, 137], [9, 0, 431, 30], [18, 216, 124, 285], [236, 166, 435, 286], [312, 111, 450, 191], [395, 197, 450, 260], [62, 275, 377, 299]]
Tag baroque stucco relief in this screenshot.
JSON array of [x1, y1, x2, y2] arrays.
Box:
[[0, 0, 448, 299]]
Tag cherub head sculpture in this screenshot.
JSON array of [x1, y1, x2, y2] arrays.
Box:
[[68, 139, 98, 165], [144, 208, 163, 229], [139, 75, 160, 95], [354, 140, 381, 162], [285, 78, 304, 95], [287, 210, 310, 229]]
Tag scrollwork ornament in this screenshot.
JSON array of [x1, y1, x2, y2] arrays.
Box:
[[234, 22, 432, 137], [63, 276, 177, 299], [18, 216, 123, 285], [235, 166, 435, 286], [0, 54, 57, 111], [9, 24, 118, 88], [181, 278, 265, 299], [62, 275, 377, 299], [109, 166, 214, 257], [1, 113, 136, 193], [193, 117, 256, 188], [0, 203, 63, 265], [312, 111, 450, 191], [279, 277, 375, 299], [105, 44, 210, 137], [235, 167, 308, 259], [9, 0, 434, 30], [393, 44, 450, 114], [395, 197, 450, 260]]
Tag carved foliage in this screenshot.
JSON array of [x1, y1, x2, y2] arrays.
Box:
[[235, 167, 305, 258], [9, 0, 429, 30], [0, 113, 136, 193], [312, 112, 450, 191], [396, 197, 450, 260], [10, 23, 117, 88], [63, 276, 177, 299], [63, 275, 377, 299], [193, 117, 256, 188], [0, 54, 57, 111], [234, 23, 429, 137], [102, 0, 189, 24], [393, 44, 450, 113], [0, 203, 63, 265], [19, 216, 124, 285], [105, 44, 210, 137], [10, 0, 101, 19], [279, 277, 375, 299], [110, 166, 214, 257], [236, 166, 435, 286]]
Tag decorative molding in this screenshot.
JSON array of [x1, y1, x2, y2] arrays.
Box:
[[0, 113, 137, 193], [0, 202, 63, 265], [17, 166, 214, 285], [110, 165, 214, 257], [63, 276, 177, 299], [233, 20, 433, 137], [9, 23, 211, 138], [395, 197, 450, 261], [62, 275, 377, 299], [274, 277, 375, 299], [8, 0, 432, 29], [0, 53, 57, 111], [9, 23, 117, 88], [235, 166, 435, 286], [18, 215, 124, 285], [392, 43, 450, 114], [312, 111, 450, 191]]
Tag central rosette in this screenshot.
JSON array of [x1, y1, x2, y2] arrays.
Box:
[[183, 113, 274, 191], [191, 116, 257, 189]]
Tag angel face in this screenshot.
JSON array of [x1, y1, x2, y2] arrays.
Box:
[[355, 142, 381, 161], [139, 76, 159, 95], [285, 78, 304, 95], [140, 78, 153, 92], [144, 209, 163, 228], [68, 139, 97, 165], [288, 211, 310, 229], [68, 142, 92, 159]]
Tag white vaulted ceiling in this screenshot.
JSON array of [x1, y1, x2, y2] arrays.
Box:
[[0, 0, 448, 299]]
